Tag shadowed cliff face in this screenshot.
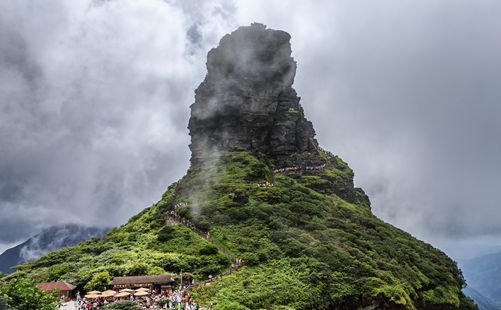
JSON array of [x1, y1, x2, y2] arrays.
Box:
[[189, 23, 319, 166]]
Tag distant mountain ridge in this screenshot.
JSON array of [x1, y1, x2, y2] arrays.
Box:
[[461, 252, 501, 310], [0, 224, 108, 274], [463, 287, 499, 310]]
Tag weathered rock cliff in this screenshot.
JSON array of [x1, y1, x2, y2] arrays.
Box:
[[189, 23, 319, 166]]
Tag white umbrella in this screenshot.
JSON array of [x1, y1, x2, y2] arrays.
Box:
[[114, 291, 131, 298], [135, 288, 150, 292], [84, 294, 100, 299], [101, 290, 117, 297], [119, 288, 135, 293]]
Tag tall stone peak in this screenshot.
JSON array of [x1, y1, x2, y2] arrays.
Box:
[[189, 23, 319, 165]]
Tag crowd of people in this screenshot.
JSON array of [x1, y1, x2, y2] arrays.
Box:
[[160, 288, 201, 309], [167, 210, 209, 240], [70, 287, 206, 309], [273, 163, 327, 174], [174, 202, 188, 209], [256, 181, 274, 188]]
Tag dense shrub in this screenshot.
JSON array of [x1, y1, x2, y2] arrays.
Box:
[[48, 263, 70, 281], [199, 245, 218, 255], [125, 263, 149, 276], [157, 226, 175, 242], [0, 295, 8, 309], [0, 278, 57, 310], [84, 271, 110, 291]]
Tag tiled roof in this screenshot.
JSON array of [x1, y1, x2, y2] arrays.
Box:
[[110, 275, 175, 285], [36, 281, 76, 292]]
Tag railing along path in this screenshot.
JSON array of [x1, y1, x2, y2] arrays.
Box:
[[165, 205, 244, 289]]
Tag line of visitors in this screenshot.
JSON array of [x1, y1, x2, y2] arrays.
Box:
[[256, 181, 274, 187], [273, 163, 327, 173]]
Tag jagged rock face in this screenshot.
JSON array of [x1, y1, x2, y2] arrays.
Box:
[[189, 23, 319, 165]]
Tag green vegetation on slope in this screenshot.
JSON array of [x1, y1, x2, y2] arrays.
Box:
[[5, 151, 476, 309], [5, 184, 231, 288], [173, 151, 476, 309]]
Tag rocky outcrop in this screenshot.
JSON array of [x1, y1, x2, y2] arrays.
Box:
[[188, 23, 319, 166]]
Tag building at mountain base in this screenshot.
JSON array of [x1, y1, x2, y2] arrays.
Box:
[[36, 281, 76, 300]]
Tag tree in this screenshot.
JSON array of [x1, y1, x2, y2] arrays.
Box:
[[84, 271, 111, 291], [199, 245, 218, 255], [0, 294, 8, 310], [126, 263, 149, 276], [0, 278, 57, 310]]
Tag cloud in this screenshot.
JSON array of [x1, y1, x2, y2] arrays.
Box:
[[0, 0, 236, 249], [1, 0, 500, 256], [18, 224, 108, 262], [232, 0, 501, 250]]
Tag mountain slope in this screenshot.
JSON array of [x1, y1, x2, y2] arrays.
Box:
[[0, 224, 108, 275], [461, 252, 501, 309], [5, 24, 477, 309], [463, 287, 499, 310]]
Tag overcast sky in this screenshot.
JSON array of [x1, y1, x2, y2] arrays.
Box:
[[1, 0, 500, 259]]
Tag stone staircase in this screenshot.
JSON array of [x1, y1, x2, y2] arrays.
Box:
[[165, 208, 244, 288]]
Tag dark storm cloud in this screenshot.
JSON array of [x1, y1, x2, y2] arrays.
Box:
[[1, 0, 500, 256], [0, 0, 236, 251]]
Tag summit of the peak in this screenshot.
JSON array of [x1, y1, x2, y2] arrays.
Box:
[[188, 24, 319, 166]]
